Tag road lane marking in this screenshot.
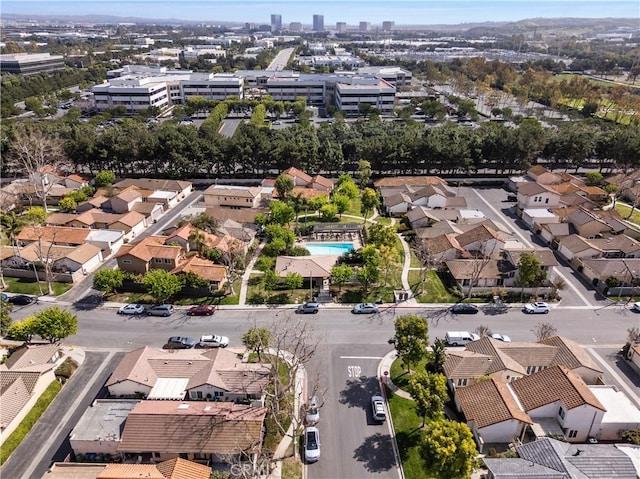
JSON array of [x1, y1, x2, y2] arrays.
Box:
[[339, 356, 385, 359], [472, 189, 593, 307]]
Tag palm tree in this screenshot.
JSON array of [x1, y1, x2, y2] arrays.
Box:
[[0, 211, 22, 246], [289, 193, 308, 233], [188, 228, 207, 253]]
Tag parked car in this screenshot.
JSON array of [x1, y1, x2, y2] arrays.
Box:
[[1, 293, 7, 301], [444, 331, 480, 346], [506, 194, 517, 202], [523, 302, 550, 314], [450, 303, 479, 314], [490, 333, 512, 342], [352, 303, 378, 314], [371, 395, 387, 422], [631, 302, 640, 312], [306, 396, 320, 424], [297, 302, 319, 314], [304, 426, 321, 463], [198, 334, 229, 348], [117, 303, 145, 315], [188, 304, 216, 316], [166, 336, 196, 349], [146, 304, 174, 317], [8, 294, 36, 305]]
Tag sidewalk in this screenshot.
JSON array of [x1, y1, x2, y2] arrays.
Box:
[[377, 349, 412, 400], [239, 240, 266, 306]]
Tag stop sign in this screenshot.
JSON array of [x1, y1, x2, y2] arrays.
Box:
[[383, 371, 389, 376]]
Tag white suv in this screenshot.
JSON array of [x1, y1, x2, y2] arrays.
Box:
[[198, 335, 229, 348], [523, 302, 550, 314]]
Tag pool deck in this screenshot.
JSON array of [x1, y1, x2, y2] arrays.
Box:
[[299, 237, 362, 252]]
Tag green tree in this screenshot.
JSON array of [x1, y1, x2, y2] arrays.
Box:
[[515, 252, 547, 300], [357, 263, 379, 293], [263, 270, 279, 290], [94, 170, 116, 187], [93, 268, 124, 294], [1, 300, 13, 335], [367, 224, 397, 247], [57, 196, 77, 213], [585, 171, 603, 185], [274, 173, 294, 200], [33, 306, 78, 343], [0, 211, 23, 245], [390, 314, 429, 373], [407, 372, 449, 427], [23, 206, 47, 225], [143, 269, 182, 302], [285, 272, 303, 290], [357, 159, 372, 187], [427, 338, 447, 374], [242, 326, 272, 361], [320, 203, 338, 221], [332, 194, 349, 218], [269, 200, 296, 226], [360, 188, 379, 222], [330, 264, 353, 292], [308, 195, 329, 214], [336, 179, 359, 199], [190, 212, 220, 234], [7, 316, 39, 343], [422, 419, 476, 479]]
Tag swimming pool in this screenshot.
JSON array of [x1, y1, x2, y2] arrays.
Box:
[[305, 242, 355, 256]]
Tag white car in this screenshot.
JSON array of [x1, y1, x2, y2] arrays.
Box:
[[491, 333, 512, 342], [117, 303, 145, 315], [631, 302, 640, 312], [352, 303, 379, 314], [371, 395, 387, 422], [198, 335, 229, 348], [523, 302, 550, 314], [306, 396, 320, 424], [304, 426, 321, 463]]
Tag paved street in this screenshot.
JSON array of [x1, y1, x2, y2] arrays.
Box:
[[1, 351, 122, 479]]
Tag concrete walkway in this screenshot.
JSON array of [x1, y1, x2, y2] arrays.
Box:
[[378, 349, 412, 400], [239, 240, 266, 306], [397, 232, 417, 306]]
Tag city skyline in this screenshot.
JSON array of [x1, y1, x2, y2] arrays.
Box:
[[3, 1, 639, 26]]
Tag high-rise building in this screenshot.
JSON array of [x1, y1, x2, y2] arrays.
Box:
[[313, 14, 324, 31], [359, 21, 370, 31], [336, 22, 347, 33], [289, 22, 303, 32], [270, 14, 282, 31], [382, 21, 395, 31]]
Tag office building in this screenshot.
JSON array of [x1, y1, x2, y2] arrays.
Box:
[[336, 22, 347, 33], [289, 22, 303, 32], [359, 22, 370, 31], [313, 14, 324, 32], [335, 78, 396, 117], [0, 53, 65, 75], [382, 21, 395, 31], [270, 14, 282, 31]]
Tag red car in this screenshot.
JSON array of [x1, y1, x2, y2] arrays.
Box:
[[187, 304, 216, 316]]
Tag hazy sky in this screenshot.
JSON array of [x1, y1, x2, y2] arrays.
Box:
[[3, 0, 639, 25]]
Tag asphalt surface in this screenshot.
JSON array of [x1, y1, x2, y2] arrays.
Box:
[[1, 351, 123, 479]]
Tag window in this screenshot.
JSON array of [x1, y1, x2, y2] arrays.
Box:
[[545, 198, 549, 204], [456, 378, 468, 387], [462, 279, 470, 286], [164, 258, 172, 264], [568, 429, 577, 438], [558, 406, 566, 420], [122, 259, 132, 264], [154, 452, 161, 458]]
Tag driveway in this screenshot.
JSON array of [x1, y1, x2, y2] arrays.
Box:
[[462, 186, 603, 307], [1, 351, 122, 479]]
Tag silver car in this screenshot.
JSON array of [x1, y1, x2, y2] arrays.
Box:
[[146, 304, 174, 317], [306, 396, 320, 424], [352, 303, 379, 314], [371, 395, 387, 422], [304, 427, 320, 463]]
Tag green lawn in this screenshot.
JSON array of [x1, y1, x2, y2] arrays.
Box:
[[615, 204, 640, 226], [387, 388, 437, 479], [2, 277, 73, 296], [0, 380, 62, 465], [408, 270, 458, 303], [390, 356, 429, 391], [246, 272, 313, 305]]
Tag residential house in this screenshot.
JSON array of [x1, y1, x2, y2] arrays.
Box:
[[166, 224, 247, 255], [17, 225, 91, 247], [539, 336, 604, 385], [558, 234, 603, 261], [419, 233, 463, 263], [539, 222, 575, 247], [45, 458, 211, 479], [444, 259, 510, 291], [455, 224, 505, 258], [406, 206, 443, 228], [503, 248, 559, 285], [117, 400, 266, 463], [172, 255, 227, 290], [275, 255, 335, 291], [373, 175, 447, 190], [110, 187, 143, 214], [106, 347, 271, 403], [484, 438, 639, 479], [383, 192, 412, 216], [607, 169, 640, 203], [76, 195, 110, 212], [526, 165, 563, 185], [0, 344, 62, 444], [444, 348, 526, 389], [559, 234, 640, 263], [201, 185, 262, 209], [628, 343, 640, 371], [414, 220, 463, 239], [522, 208, 560, 229], [204, 206, 268, 226], [578, 258, 640, 292], [69, 399, 140, 459], [565, 208, 614, 238], [63, 174, 89, 189], [516, 182, 562, 210], [454, 378, 533, 450], [115, 236, 182, 274], [510, 365, 606, 442], [65, 209, 147, 240], [112, 178, 192, 200], [131, 201, 164, 223], [282, 167, 334, 192]]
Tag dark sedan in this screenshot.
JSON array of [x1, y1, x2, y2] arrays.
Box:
[[187, 304, 216, 316], [8, 295, 36, 305], [165, 336, 196, 349], [450, 303, 479, 314]]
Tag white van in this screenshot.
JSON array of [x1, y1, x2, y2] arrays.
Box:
[[445, 331, 480, 347]]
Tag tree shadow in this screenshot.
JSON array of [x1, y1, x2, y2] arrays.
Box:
[[352, 432, 395, 472], [394, 429, 424, 462], [480, 304, 509, 316], [339, 376, 381, 409], [72, 293, 103, 311]]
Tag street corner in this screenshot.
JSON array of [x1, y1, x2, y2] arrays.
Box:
[[62, 344, 86, 366]]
